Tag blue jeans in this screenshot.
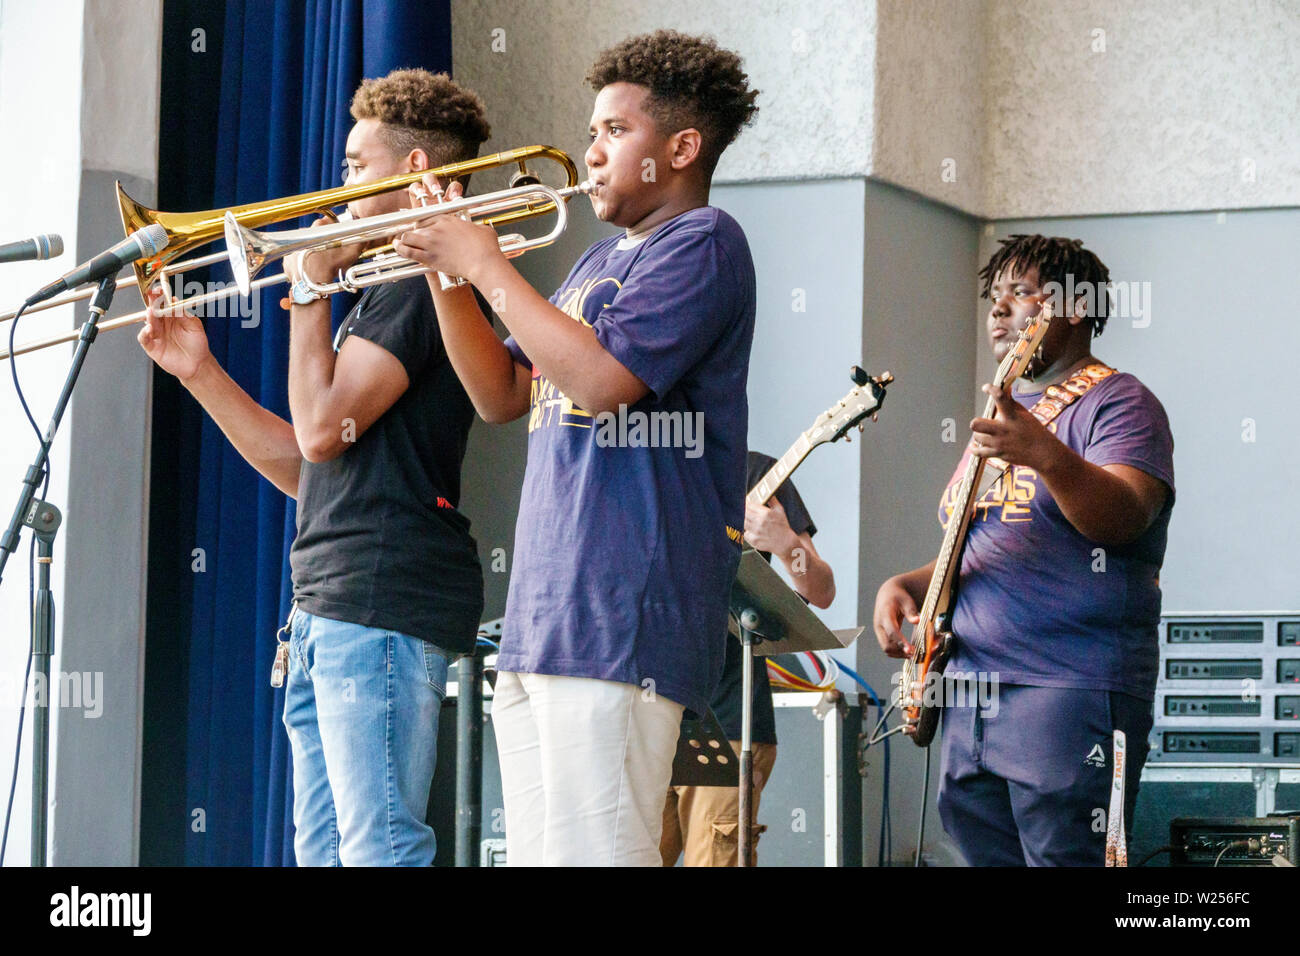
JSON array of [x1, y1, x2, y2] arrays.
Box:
[[282, 608, 450, 866]]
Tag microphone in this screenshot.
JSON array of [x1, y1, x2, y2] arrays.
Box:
[[24, 225, 168, 307], [0, 234, 64, 264]]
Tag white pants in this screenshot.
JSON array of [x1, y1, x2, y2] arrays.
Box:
[[492, 671, 685, 866]]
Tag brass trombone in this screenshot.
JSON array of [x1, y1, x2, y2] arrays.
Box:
[[0, 145, 585, 361]]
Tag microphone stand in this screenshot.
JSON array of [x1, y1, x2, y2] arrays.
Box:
[[0, 275, 115, 865]]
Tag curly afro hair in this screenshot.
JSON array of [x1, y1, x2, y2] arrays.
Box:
[[350, 69, 491, 166], [586, 31, 759, 178], [979, 234, 1113, 337]]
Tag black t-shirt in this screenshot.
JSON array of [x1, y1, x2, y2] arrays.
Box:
[[710, 451, 817, 745], [290, 276, 485, 654]]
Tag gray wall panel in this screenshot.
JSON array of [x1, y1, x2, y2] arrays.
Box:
[[49, 169, 155, 865], [858, 178, 981, 866], [716, 178, 865, 630]]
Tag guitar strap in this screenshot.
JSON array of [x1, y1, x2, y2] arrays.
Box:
[[981, 362, 1117, 493], [1105, 729, 1129, 867]]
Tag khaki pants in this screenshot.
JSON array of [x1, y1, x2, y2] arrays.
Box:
[[660, 741, 778, 867]]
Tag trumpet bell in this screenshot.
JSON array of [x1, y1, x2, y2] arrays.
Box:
[[224, 212, 273, 298]]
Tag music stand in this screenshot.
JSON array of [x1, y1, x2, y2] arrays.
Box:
[[729, 548, 859, 867], [670, 707, 739, 787]]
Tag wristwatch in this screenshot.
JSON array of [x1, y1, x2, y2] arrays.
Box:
[[290, 277, 326, 306]]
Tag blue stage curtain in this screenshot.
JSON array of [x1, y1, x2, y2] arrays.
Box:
[[146, 0, 452, 867]]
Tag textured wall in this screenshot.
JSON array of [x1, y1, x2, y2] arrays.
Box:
[[80, 0, 162, 182], [982, 0, 1300, 217], [872, 0, 987, 216], [453, 0, 1300, 216], [450, 0, 874, 184]]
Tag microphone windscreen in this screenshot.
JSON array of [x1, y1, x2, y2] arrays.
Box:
[[138, 224, 169, 257]]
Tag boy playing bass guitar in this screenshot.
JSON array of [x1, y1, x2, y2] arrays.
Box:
[[873, 235, 1174, 866]]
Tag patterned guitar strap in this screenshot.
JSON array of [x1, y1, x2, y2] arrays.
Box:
[[982, 362, 1117, 492], [1105, 730, 1128, 867]]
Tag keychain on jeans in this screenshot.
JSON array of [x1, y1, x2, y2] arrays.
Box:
[[271, 603, 298, 688]]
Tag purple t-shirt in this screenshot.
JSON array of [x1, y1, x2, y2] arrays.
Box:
[[498, 206, 756, 714], [937, 371, 1175, 699]]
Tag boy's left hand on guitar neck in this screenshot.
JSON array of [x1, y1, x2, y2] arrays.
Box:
[[968, 383, 1068, 476], [743, 497, 800, 558], [744, 498, 836, 609]]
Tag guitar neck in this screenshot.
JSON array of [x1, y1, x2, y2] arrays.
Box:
[[747, 433, 817, 508], [918, 390, 998, 623]]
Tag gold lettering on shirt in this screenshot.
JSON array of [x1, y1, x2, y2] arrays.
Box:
[[526, 276, 624, 434], [941, 463, 1040, 527]]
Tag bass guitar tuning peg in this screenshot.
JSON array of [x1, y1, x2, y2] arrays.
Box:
[[850, 365, 869, 386]]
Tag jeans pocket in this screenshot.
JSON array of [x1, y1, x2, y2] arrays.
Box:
[[422, 641, 449, 696], [286, 607, 307, 672]]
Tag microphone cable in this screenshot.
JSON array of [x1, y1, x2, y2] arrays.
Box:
[[1, 300, 53, 864]]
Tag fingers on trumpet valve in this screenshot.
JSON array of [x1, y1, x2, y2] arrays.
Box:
[[408, 182, 431, 206], [409, 174, 443, 206]]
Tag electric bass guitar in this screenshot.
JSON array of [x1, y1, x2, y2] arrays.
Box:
[[747, 366, 893, 512], [898, 303, 1054, 746]]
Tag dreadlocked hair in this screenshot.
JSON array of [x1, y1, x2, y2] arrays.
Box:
[[978, 234, 1113, 337]]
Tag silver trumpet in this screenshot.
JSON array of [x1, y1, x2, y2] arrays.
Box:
[[224, 179, 593, 298]]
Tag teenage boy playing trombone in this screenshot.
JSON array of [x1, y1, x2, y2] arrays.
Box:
[[397, 30, 760, 866], [139, 70, 491, 866]]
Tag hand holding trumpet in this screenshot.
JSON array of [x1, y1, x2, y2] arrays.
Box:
[[394, 176, 506, 286], [282, 217, 366, 288]]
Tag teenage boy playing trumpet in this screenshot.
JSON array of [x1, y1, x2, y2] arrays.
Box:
[[397, 30, 760, 866]]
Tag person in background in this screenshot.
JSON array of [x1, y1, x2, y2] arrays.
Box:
[[661, 449, 835, 866]]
